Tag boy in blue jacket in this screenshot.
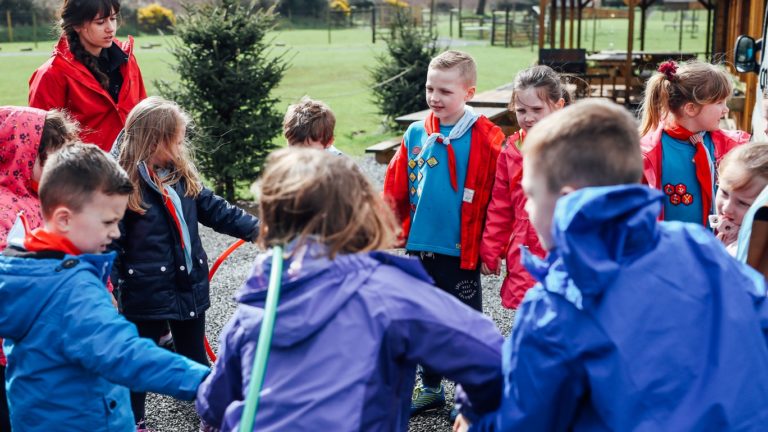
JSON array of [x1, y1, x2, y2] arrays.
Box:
[[0, 143, 209, 431], [456, 99, 768, 431]]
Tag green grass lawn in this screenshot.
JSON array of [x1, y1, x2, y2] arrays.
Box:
[[0, 9, 707, 156]]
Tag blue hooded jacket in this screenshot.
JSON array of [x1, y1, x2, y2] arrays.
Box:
[[470, 185, 768, 431], [0, 250, 210, 431], [196, 243, 504, 431]]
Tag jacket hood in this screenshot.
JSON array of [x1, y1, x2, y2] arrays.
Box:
[[547, 185, 663, 300], [237, 239, 432, 347], [0, 251, 114, 341], [0, 107, 47, 248]]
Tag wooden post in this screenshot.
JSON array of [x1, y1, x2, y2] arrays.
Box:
[[677, 9, 683, 51], [32, 12, 37, 48], [592, 1, 597, 52], [568, 0, 574, 48], [550, 0, 556, 47], [625, 0, 635, 107], [559, 0, 566, 48], [491, 10, 496, 45], [429, 0, 435, 37], [372, 6, 376, 44], [459, 0, 463, 38], [539, 0, 546, 48], [505, 6, 511, 48], [6, 10, 13, 43], [639, 1, 646, 51]]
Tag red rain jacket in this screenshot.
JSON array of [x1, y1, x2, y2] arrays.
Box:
[[29, 36, 146, 151], [383, 113, 504, 270], [480, 132, 546, 309]]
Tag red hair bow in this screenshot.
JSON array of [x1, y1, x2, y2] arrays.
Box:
[[658, 61, 678, 81]]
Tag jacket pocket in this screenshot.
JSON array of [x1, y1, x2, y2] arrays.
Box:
[[121, 260, 177, 313], [102, 385, 131, 430]]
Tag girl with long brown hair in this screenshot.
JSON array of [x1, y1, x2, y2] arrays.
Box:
[[114, 97, 259, 431]]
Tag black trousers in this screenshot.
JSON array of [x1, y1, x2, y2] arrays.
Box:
[[0, 365, 10, 431], [128, 314, 209, 422], [411, 252, 482, 388]]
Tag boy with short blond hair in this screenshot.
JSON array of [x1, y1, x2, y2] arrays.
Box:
[[283, 97, 343, 155], [383, 50, 504, 415], [457, 99, 768, 431], [0, 143, 209, 431]]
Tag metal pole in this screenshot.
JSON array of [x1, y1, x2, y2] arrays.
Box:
[[491, 10, 496, 45], [591, 2, 596, 52], [33, 12, 37, 49], [459, 0, 463, 38]]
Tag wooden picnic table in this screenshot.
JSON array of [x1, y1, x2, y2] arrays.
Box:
[[467, 85, 513, 108]]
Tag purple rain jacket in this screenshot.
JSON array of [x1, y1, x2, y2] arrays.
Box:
[[196, 243, 504, 431]]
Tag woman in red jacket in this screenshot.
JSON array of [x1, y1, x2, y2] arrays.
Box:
[[29, 0, 146, 152]]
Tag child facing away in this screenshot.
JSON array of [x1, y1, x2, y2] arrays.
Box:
[[196, 148, 503, 432], [283, 97, 344, 156], [383, 50, 505, 414], [480, 65, 567, 309], [454, 99, 768, 431], [113, 96, 259, 429], [710, 143, 768, 258], [0, 143, 209, 431], [0, 106, 79, 431], [639, 60, 750, 226]]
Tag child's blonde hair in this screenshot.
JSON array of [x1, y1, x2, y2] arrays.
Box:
[[509, 65, 571, 111], [257, 148, 397, 258], [283, 97, 335, 147], [524, 99, 643, 192], [639, 60, 732, 135], [117, 96, 201, 214], [429, 50, 477, 87], [718, 143, 768, 192]]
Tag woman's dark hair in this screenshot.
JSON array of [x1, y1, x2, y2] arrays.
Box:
[[59, 0, 121, 90]]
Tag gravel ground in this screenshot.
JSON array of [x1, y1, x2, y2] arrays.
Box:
[[145, 155, 516, 431]]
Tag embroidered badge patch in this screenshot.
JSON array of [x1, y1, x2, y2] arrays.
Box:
[[417, 157, 425, 167], [412, 146, 421, 155], [426, 156, 438, 167], [664, 182, 693, 206], [418, 172, 423, 181], [410, 186, 416, 196], [409, 172, 417, 182], [408, 159, 417, 169]]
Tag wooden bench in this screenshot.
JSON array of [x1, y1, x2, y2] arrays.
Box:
[[365, 137, 401, 164]]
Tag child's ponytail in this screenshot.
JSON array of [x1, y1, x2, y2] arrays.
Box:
[[639, 73, 670, 136]]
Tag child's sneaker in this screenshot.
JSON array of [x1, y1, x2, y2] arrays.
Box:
[[410, 383, 445, 416]]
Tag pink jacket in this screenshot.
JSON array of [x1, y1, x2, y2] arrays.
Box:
[[0, 106, 48, 366], [480, 133, 546, 309]]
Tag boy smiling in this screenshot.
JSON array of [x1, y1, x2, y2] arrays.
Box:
[[383, 50, 504, 415]]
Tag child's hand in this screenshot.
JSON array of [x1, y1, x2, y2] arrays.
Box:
[[453, 414, 470, 432], [709, 214, 740, 246], [480, 258, 501, 276]]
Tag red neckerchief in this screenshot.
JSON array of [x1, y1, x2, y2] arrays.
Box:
[[664, 123, 713, 224], [425, 112, 459, 191], [148, 168, 187, 251], [18, 213, 81, 255]]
